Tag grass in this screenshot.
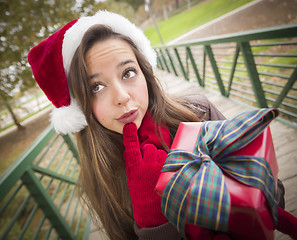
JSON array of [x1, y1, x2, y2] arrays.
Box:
[[144, 0, 253, 46]]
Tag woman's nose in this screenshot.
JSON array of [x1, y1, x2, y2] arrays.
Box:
[[112, 82, 130, 106]]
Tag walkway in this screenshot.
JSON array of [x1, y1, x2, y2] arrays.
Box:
[[156, 68, 297, 240], [169, 0, 297, 44]]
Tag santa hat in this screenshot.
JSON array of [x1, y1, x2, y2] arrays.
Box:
[[28, 11, 156, 135]]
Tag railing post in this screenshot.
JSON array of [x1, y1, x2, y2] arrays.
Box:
[[174, 47, 188, 80], [62, 134, 80, 163], [159, 49, 171, 73], [239, 41, 268, 108], [226, 44, 240, 97], [204, 45, 226, 96], [21, 168, 75, 239], [273, 67, 297, 108], [186, 46, 203, 86], [165, 48, 178, 76], [157, 55, 165, 70]]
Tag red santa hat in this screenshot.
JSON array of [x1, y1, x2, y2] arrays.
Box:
[[28, 11, 156, 135]]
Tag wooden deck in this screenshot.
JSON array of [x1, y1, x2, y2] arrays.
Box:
[[156, 69, 297, 240]]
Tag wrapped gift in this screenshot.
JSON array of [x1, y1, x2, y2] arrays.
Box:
[[155, 108, 279, 240]]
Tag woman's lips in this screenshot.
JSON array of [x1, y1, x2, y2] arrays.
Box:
[[117, 109, 139, 124]]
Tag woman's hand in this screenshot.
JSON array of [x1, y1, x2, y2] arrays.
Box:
[[123, 114, 170, 228]]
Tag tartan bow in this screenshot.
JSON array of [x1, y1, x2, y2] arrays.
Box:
[[161, 108, 279, 237]]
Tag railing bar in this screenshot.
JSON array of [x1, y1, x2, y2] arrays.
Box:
[[174, 47, 188, 80], [239, 41, 268, 107], [251, 41, 297, 47], [82, 216, 91, 240], [155, 23, 297, 48], [263, 88, 280, 95], [69, 193, 80, 228], [156, 54, 165, 70], [278, 108, 297, 118], [216, 59, 233, 63], [17, 204, 39, 240], [230, 91, 257, 103], [252, 53, 297, 57], [33, 165, 77, 184], [1, 194, 31, 239], [74, 201, 86, 236], [55, 148, 70, 173], [232, 80, 252, 88], [204, 45, 226, 96], [273, 67, 297, 108], [165, 48, 178, 76], [32, 169, 57, 240], [186, 47, 203, 86], [227, 44, 240, 96], [258, 71, 290, 79], [63, 153, 75, 177], [230, 87, 254, 96], [211, 44, 236, 49], [32, 215, 46, 240], [207, 70, 250, 81], [45, 140, 65, 170], [44, 225, 53, 240], [281, 101, 297, 110], [0, 181, 23, 215], [262, 80, 297, 92], [203, 50, 206, 85], [36, 134, 59, 165], [63, 184, 77, 219], [255, 62, 297, 69], [212, 53, 234, 56], [159, 49, 171, 73], [57, 158, 77, 210], [287, 94, 297, 101]]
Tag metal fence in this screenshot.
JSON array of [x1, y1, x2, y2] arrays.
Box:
[[0, 126, 90, 240], [154, 23, 297, 128]]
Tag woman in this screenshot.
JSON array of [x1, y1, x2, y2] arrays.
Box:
[[28, 11, 286, 240]]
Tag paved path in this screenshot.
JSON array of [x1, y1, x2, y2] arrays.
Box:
[[169, 0, 297, 44]]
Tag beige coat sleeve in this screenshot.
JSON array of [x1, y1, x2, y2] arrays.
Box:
[[179, 94, 226, 121]]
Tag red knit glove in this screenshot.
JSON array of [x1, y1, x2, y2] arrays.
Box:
[[123, 113, 171, 228], [276, 206, 297, 239]]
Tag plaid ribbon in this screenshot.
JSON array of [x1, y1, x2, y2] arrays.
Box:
[[161, 108, 279, 237]]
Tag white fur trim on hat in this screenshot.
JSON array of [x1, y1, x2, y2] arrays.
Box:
[[50, 99, 87, 135], [62, 10, 156, 76]]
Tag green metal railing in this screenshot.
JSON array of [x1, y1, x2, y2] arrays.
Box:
[[155, 23, 297, 127], [0, 126, 91, 240]]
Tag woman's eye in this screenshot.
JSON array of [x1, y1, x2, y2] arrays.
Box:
[[91, 83, 104, 94], [123, 69, 136, 79]]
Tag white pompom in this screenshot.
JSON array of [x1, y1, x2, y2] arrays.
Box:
[[50, 99, 87, 135]]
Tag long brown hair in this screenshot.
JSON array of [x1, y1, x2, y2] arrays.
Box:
[[68, 24, 200, 240]]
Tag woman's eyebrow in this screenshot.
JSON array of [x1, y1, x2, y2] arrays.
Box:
[[117, 59, 135, 68], [89, 73, 101, 80], [88, 59, 136, 80]]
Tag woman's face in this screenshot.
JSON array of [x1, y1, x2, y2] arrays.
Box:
[[85, 38, 149, 134]]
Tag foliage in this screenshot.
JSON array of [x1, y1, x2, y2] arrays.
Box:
[[0, 0, 135, 129], [114, 0, 144, 11]]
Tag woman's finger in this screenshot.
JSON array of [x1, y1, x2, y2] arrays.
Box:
[[123, 122, 142, 166]]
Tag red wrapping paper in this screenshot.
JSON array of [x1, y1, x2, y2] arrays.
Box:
[[155, 122, 279, 240]]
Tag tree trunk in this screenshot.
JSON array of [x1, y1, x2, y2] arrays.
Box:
[[0, 95, 25, 131], [175, 0, 179, 9]]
